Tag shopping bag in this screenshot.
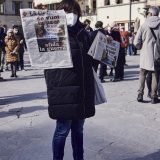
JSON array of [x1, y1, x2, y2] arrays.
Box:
[[93, 68, 107, 105]]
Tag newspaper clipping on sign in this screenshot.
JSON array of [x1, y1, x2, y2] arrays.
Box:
[[20, 9, 73, 69], [88, 31, 120, 68]]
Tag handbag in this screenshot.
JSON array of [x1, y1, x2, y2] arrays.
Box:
[[93, 68, 107, 105], [150, 28, 160, 70]]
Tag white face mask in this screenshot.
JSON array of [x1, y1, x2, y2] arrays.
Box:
[[66, 13, 78, 27]]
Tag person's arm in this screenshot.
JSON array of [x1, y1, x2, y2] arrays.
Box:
[[4, 37, 10, 53], [134, 26, 143, 50], [13, 39, 20, 54]]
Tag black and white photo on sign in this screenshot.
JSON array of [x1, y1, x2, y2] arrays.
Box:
[[88, 31, 120, 68], [20, 9, 72, 69]]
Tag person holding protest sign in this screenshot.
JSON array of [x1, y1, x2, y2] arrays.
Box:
[[90, 21, 108, 83], [33, 0, 95, 160], [108, 22, 125, 82]]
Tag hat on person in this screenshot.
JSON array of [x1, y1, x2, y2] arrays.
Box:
[[148, 6, 159, 16], [95, 21, 103, 28], [7, 29, 13, 35]]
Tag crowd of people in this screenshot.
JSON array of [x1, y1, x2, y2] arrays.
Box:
[[83, 7, 160, 104], [0, 0, 160, 159]]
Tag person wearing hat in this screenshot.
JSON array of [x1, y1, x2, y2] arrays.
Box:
[[134, 6, 160, 104], [5, 29, 20, 77]]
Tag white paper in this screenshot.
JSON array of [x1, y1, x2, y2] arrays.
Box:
[[20, 9, 73, 69], [88, 31, 120, 68]]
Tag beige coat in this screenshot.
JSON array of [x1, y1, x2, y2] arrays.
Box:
[[134, 16, 160, 71], [5, 36, 20, 63]]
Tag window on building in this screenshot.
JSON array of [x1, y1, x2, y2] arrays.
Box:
[[93, 0, 96, 14], [48, 4, 55, 10], [0, 3, 4, 14], [28, 2, 32, 8], [48, 3, 59, 10], [12, 1, 22, 15], [131, 0, 139, 2], [105, 0, 110, 5], [86, 5, 89, 14], [116, 0, 123, 4]]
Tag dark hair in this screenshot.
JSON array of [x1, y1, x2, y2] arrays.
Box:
[[84, 19, 91, 24], [57, 0, 81, 17], [12, 25, 19, 29], [95, 21, 103, 28]]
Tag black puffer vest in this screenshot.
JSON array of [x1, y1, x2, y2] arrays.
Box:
[[44, 22, 95, 120]]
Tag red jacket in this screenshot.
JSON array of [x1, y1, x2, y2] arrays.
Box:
[[120, 31, 129, 48]]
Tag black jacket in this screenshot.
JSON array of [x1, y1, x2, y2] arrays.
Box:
[[44, 22, 95, 120]]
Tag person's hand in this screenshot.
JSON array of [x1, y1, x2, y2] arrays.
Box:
[[20, 39, 23, 44], [32, 2, 48, 9]]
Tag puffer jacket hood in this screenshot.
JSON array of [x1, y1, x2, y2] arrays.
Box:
[[146, 16, 160, 28]]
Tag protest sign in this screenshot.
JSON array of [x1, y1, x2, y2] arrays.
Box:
[[88, 31, 120, 68], [34, 0, 61, 6], [20, 9, 73, 69]]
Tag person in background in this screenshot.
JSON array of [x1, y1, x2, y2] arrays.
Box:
[[132, 33, 137, 55], [33, 0, 95, 160], [5, 29, 20, 78], [120, 27, 129, 65], [90, 21, 107, 82], [134, 6, 160, 104], [83, 19, 93, 32], [13, 25, 27, 71], [0, 26, 7, 72], [128, 32, 134, 56], [108, 22, 125, 82]]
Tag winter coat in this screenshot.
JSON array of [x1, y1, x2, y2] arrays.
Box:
[[134, 16, 160, 71], [14, 33, 27, 54], [5, 36, 20, 63], [90, 28, 107, 43], [120, 31, 129, 48], [44, 22, 95, 120]]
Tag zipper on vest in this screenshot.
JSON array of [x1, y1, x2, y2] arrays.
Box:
[[75, 36, 86, 116]]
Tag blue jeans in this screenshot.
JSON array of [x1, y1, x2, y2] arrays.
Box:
[[128, 44, 133, 56], [52, 119, 85, 160]]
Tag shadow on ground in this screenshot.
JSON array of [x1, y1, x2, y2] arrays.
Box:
[[124, 150, 160, 160], [5, 74, 44, 82], [0, 92, 47, 105], [124, 64, 139, 69], [0, 105, 47, 118]]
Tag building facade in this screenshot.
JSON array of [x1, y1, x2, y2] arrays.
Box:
[[97, 0, 148, 31], [81, 0, 160, 31], [0, 0, 159, 31], [0, 0, 33, 28]]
